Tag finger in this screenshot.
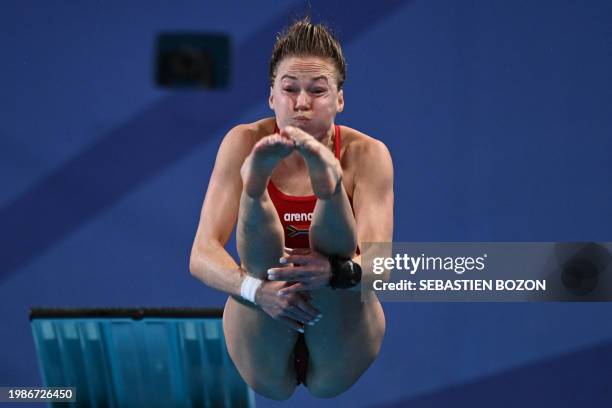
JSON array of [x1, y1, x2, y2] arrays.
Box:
[[299, 291, 313, 301], [285, 247, 311, 255], [268, 266, 308, 281], [280, 254, 312, 265], [293, 295, 322, 321], [278, 317, 305, 333], [278, 282, 311, 294], [283, 306, 316, 325], [268, 265, 297, 273]]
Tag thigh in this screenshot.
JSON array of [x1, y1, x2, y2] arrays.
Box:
[[304, 290, 385, 397], [223, 296, 299, 399]]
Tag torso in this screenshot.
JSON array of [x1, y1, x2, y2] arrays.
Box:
[[267, 123, 351, 249], [246, 117, 367, 249]]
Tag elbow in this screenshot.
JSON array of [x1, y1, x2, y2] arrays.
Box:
[[188, 253, 198, 277], [189, 246, 208, 281], [189, 239, 221, 281], [189, 251, 200, 279]]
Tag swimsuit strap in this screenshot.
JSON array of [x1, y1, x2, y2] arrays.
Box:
[[334, 124, 341, 159]]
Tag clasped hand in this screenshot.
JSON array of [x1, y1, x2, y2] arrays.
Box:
[[267, 247, 332, 293], [251, 248, 330, 332]]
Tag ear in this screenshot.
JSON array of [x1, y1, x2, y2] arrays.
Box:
[[336, 89, 344, 113], [268, 87, 275, 110]]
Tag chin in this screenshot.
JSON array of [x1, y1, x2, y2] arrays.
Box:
[[295, 120, 327, 134], [293, 121, 310, 130]]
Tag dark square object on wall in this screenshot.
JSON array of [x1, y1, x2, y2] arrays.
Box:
[[155, 32, 230, 89]]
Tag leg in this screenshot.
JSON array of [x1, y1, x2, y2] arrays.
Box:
[[304, 291, 385, 398], [224, 135, 299, 399], [277, 128, 383, 397], [223, 298, 299, 400], [236, 191, 284, 278], [282, 126, 357, 257], [237, 134, 293, 278], [309, 182, 357, 258]]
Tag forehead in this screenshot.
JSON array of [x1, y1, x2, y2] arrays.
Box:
[[276, 56, 337, 81]]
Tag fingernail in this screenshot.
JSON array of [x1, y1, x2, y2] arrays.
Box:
[[308, 321, 316, 326], [279, 258, 287, 264], [298, 328, 304, 333]]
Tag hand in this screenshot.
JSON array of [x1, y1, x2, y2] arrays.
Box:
[[267, 247, 332, 293], [255, 279, 322, 333]]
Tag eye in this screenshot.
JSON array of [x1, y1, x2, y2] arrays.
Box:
[[283, 87, 298, 93], [311, 88, 326, 94]]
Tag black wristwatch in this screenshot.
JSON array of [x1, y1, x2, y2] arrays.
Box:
[[328, 256, 362, 289]]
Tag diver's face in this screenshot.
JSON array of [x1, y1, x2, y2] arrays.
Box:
[[269, 56, 344, 139]]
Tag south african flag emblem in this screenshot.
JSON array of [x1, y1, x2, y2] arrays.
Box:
[[286, 225, 309, 237]]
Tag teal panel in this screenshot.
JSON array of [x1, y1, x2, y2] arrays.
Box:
[[31, 314, 254, 408]]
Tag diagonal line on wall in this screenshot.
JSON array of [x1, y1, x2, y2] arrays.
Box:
[[0, 0, 410, 281]]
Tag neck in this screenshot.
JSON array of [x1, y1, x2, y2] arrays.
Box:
[[314, 124, 335, 145]]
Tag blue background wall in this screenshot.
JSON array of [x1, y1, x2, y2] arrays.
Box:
[[1, 1, 611, 406]]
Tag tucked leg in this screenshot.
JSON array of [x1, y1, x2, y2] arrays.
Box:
[[282, 126, 357, 257], [304, 291, 385, 398], [237, 134, 294, 278], [224, 135, 299, 399]]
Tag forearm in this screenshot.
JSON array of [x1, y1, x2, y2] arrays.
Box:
[[189, 240, 247, 298]]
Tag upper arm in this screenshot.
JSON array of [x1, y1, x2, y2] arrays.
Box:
[[352, 139, 394, 245], [192, 126, 255, 251]]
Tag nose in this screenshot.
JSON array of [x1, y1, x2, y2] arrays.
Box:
[[294, 90, 310, 111]]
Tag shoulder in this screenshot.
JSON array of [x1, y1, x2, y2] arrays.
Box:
[[217, 117, 275, 160], [222, 117, 275, 148], [339, 125, 393, 166]]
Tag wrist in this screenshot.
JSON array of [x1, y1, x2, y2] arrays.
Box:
[[328, 256, 362, 289], [240, 275, 263, 304]]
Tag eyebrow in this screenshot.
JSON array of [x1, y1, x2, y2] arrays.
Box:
[[280, 75, 330, 83], [312, 75, 330, 83]]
